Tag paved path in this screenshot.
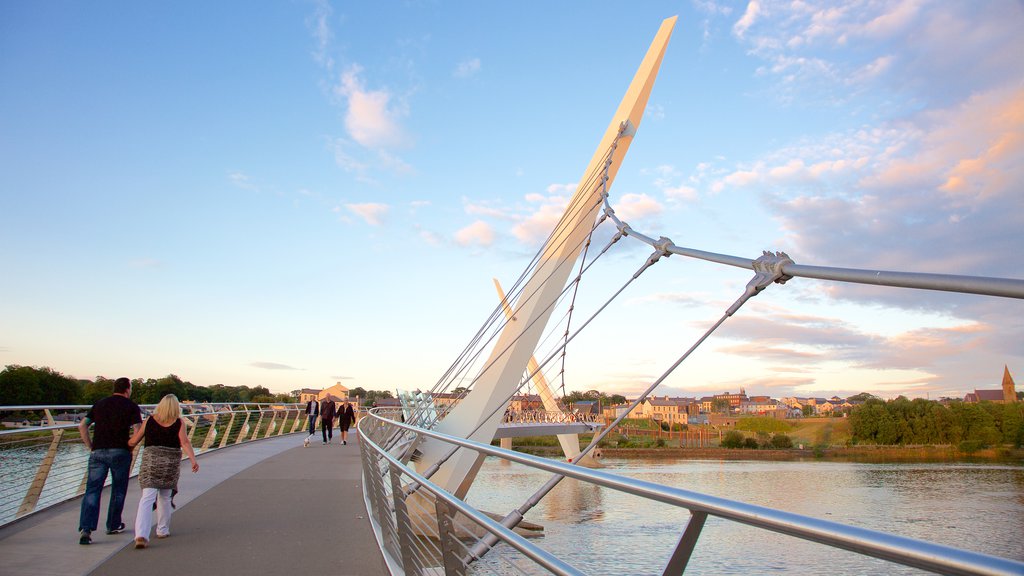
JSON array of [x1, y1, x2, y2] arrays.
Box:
[[0, 434, 388, 576]]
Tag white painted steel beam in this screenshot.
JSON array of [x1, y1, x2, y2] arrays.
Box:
[[415, 16, 678, 497]]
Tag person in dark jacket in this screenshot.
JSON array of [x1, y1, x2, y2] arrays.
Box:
[[320, 396, 337, 444], [337, 399, 356, 445], [77, 377, 142, 545], [303, 397, 319, 448]]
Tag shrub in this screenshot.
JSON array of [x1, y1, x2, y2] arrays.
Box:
[[742, 437, 759, 449], [770, 434, 794, 449], [721, 430, 745, 448]]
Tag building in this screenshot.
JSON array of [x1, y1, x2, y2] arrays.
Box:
[[297, 388, 321, 403], [964, 365, 1018, 404], [320, 382, 350, 401], [509, 394, 544, 411]]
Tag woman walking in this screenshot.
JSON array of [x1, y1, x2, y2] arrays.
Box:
[[338, 399, 356, 445], [128, 394, 199, 549]]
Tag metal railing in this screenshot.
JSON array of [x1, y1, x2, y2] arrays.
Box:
[[0, 402, 310, 528], [358, 409, 1024, 576], [502, 410, 601, 425]]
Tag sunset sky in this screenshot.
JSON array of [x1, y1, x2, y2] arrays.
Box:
[[2, 1, 1021, 401]]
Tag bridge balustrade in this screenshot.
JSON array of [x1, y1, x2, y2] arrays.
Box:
[[358, 409, 1024, 576], [501, 410, 600, 425], [0, 403, 310, 528]]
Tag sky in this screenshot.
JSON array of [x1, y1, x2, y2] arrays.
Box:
[[1, 1, 1022, 402]]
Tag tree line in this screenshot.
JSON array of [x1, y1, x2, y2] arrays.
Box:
[[849, 397, 1024, 450], [0, 365, 390, 407]]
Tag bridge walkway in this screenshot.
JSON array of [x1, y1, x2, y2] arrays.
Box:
[[0, 433, 388, 576]]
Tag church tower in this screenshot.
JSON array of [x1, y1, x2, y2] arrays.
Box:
[[1003, 365, 1018, 403]]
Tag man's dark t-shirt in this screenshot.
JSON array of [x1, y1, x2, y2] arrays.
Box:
[[87, 395, 142, 450]]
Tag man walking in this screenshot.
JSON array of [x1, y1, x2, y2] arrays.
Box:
[[303, 395, 319, 448], [77, 377, 142, 545], [320, 395, 337, 445]]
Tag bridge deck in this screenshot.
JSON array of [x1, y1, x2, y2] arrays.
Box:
[[0, 433, 388, 576]]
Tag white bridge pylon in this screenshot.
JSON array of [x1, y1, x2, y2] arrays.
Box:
[[414, 15, 678, 499], [493, 278, 598, 467]]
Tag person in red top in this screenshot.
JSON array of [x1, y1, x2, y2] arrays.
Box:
[[77, 377, 142, 545]]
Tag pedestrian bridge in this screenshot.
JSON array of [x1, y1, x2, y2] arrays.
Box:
[[2, 404, 1022, 576]]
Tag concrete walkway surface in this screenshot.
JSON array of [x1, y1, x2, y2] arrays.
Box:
[[0, 433, 388, 576]]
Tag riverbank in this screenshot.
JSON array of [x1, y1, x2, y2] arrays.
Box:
[[514, 444, 1024, 463]]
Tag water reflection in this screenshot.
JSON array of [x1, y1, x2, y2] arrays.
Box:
[[471, 456, 1024, 574]]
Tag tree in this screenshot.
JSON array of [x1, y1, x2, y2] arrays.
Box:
[[0, 365, 81, 405]]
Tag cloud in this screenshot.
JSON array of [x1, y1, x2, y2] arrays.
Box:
[[250, 362, 302, 371], [307, 0, 334, 71], [732, 0, 761, 39], [335, 65, 411, 150], [454, 220, 495, 247], [721, 1, 1024, 107], [346, 202, 390, 225], [511, 195, 570, 245], [454, 58, 481, 78], [228, 171, 257, 191], [610, 193, 663, 222]]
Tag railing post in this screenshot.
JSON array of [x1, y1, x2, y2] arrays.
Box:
[[435, 499, 467, 576], [263, 410, 277, 438], [17, 409, 62, 518], [235, 411, 251, 445], [186, 415, 199, 444], [201, 413, 219, 452], [368, 455, 398, 561], [290, 409, 303, 434], [220, 412, 237, 448], [389, 463, 422, 576], [661, 511, 708, 576], [250, 409, 264, 441]]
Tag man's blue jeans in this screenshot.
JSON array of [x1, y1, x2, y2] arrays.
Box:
[[307, 414, 317, 436], [78, 448, 132, 533]]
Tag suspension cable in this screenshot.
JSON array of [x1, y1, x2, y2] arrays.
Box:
[[464, 251, 795, 563]]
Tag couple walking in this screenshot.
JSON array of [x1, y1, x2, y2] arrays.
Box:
[[303, 396, 355, 446], [77, 379, 197, 550]]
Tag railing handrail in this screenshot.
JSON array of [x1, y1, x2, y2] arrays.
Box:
[[359, 416, 584, 576], [0, 403, 307, 437], [363, 410, 1024, 576]]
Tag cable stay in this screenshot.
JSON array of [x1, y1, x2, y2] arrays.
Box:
[[464, 252, 795, 564]]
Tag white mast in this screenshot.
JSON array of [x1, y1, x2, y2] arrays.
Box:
[[417, 16, 678, 497]]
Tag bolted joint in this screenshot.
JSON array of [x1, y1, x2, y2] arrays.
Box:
[[653, 236, 675, 258], [726, 251, 795, 316], [634, 247, 665, 279], [752, 250, 795, 286]]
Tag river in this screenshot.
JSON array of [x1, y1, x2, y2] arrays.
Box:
[[468, 456, 1024, 574]]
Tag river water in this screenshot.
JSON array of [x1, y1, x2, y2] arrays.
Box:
[[468, 456, 1024, 575]]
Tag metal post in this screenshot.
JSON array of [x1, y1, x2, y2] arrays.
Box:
[[662, 511, 708, 576], [250, 410, 264, 441], [17, 410, 62, 518], [201, 413, 219, 452], [235, 411, 251, 445], [390, 463, 422, 576], [435, 499, 467, 576], [263, 410, 277, 438], [220, 412, 237, 448]]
